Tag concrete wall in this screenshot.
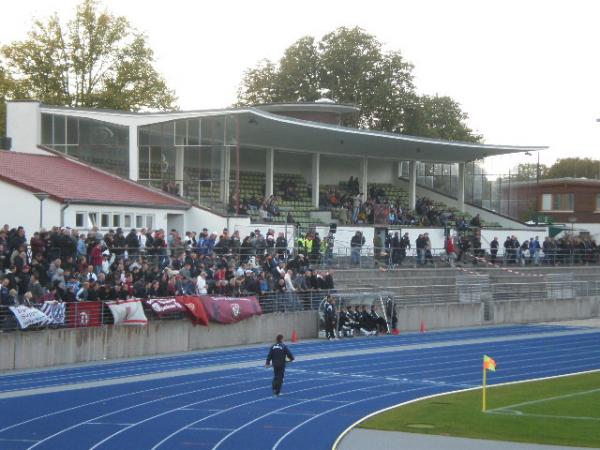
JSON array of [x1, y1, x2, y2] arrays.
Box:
[[396, 302, 484, 331], [491, 296, 600, 324], [2, 295, 600, 372], [0, 311, 318, 372]]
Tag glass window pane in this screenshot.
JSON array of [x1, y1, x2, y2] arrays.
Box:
[[597, 194, 600, 211], [113, 214, 121, 227], [175, 120, 187, 146], [42, 114, 53, 144], [67, 116, 78, 145], [76, 212, 84, 228], [124, 214, 132, 228], [146, 215, 153, 229], [101, 213, 110, 228], [542, 194, 552, 211], [88, 212, 97, 227], [188, 119, 200, 145], [139, 128, 150, 146], [136, 215, 143, 228], [139, 147, 150, 179], [54, 115, 65, 145]]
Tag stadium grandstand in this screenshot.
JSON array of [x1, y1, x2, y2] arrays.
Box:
[[1, 100, 600, 450]]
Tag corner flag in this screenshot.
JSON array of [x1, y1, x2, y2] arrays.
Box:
[[483, 355, 496, 372], [482, 354, 497, 412]]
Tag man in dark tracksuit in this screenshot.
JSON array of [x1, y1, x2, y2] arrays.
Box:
[[265, 334, 295, 396], [323, 295, 337, 340]]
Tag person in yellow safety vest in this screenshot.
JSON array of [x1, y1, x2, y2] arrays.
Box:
[[296, 234, 306, 254], [304, 235, 313, 254]]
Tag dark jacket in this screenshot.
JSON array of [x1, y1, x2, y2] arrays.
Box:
[[266, 342, 295, 368]]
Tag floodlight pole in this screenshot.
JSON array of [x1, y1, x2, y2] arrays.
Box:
[[33, 192, 50, 229]]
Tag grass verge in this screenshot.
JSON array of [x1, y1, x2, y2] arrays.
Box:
[[360, 371, 600, 448]]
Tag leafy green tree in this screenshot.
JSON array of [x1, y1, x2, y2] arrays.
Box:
[[545, 157, 600, 180], [511, 162, 549, 181], [1, 0, 176, 135], [237, 26, 480, 142]]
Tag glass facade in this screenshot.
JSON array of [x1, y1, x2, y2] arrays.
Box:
[[399, 160, 538, 222], [41, 113, 129, 178], [138, 115, 239, 210]]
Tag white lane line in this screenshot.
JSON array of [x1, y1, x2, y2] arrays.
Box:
[[0, 369, 255, 434], [85, 422, 134, 426], [3, 327, 597, 399], [490, 387, 600, 412], [271, 385, 433, 450], [99, 376, 349, 450], [331, 368, 600, 450], [157, 378, 424, 450], [488, 410, 600, 421], [0, 326, 591, 388], [26, 375, 274, 450], [300, 333, 600, 374]]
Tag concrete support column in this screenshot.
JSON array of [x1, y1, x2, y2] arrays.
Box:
[[361, 158, 368, 201], [312, 153, 320, 208], [266, 148, 274, 197], [408, 160, 417, 210], [221, 146, 231, 204], [457, 162, 466, 212], [128, 125, 139, 181], [175, 146, 185, 196]]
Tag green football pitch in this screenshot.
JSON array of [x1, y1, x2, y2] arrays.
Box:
[[360, 371, 600, 448]]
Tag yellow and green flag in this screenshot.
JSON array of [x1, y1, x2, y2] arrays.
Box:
[[483, 355, 496, 372]]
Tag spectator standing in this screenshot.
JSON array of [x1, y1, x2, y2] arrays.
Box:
[[350, 231, 365, 266]]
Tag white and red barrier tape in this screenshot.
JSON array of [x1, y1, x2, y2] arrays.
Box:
[[457, 254, 545, 278]]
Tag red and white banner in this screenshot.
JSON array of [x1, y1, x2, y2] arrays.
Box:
[[175, 295, 209, 326], [106, 299, 148, 326], [198, 295, 262, 324], [66, 301, 103, 328], [145, 298, 186, 317]]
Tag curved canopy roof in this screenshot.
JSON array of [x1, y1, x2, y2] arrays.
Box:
[[37, 101, 547, 163]]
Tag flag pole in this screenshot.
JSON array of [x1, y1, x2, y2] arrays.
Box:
[[482, 360, 487, 412]]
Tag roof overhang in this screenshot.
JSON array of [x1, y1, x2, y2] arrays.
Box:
[[37, 103, 547, 163], [235, 109, 547, 163]]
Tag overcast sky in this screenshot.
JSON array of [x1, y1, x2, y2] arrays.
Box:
[[3, 0, 599, 175]]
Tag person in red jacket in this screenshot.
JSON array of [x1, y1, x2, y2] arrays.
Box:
[[90, 243, 103, 274], [445, 236, 457, 267]]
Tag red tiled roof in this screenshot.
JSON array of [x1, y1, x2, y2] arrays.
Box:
[[0, 151, 190, 209]]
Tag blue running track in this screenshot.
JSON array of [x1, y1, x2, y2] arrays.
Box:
[[0, 324, 598, 450]]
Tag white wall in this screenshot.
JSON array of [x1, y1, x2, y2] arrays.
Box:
[[0, 180, 62, 233], [319, 155, 362, 186], [367, 159, 396, 184], [6, 102, 42, 152], [185, 205, 251, 236]]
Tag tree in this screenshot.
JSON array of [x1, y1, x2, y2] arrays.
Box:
[[237, 27, 480, 142], [511, 162, 549, 181], [545, 157, 600, 180], [1, 0, 176, 136]]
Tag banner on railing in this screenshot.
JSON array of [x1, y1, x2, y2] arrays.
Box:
[[66, 302, 102, 328], [9, 305, 54, 329], [175, 295, 209, 326], [107, 300, 148, 326], [40, 301, 66, 325], [145, 298, 186, 317], [198, 295, 262, 324]]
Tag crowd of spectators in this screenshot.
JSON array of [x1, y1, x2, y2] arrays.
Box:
[[320, 176, 471, 228], [0, 224, 334, 313]]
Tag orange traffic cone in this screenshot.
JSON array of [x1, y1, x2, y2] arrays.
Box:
[[291, 329, 298, 343], [420, 320, 426, 333]]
